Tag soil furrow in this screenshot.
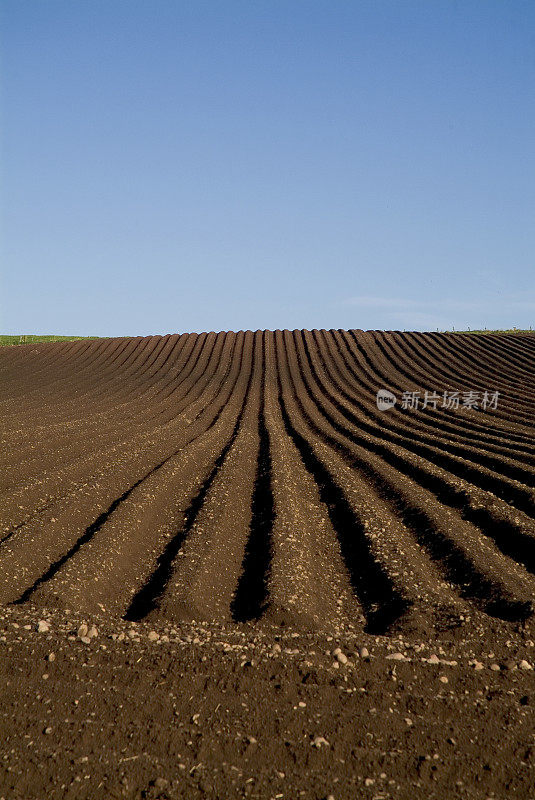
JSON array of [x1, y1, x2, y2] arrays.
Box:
[[0, 329, 533, 637], [287, 330, 535, 622]]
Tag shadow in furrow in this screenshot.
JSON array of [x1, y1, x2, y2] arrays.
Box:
[[276, 399, 408, 634], [466, 507, 535, 577], [401, 506, 532, 622], [14, 471, 151, 605], [125, 335, 256, 620], [125, 407, 247, 621], [354, 463, 533, 622], [371, 456, 535, 580], [306, 333, 535, 516], [12, 339, 250, 606], [287, 358, 533, 624], [231, 378, 274, 622]]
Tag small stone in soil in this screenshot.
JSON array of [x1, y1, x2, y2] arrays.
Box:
[[312, 736, 330, 748]]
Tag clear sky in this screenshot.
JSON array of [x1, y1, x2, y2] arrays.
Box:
[[1, 0, 534, 335]]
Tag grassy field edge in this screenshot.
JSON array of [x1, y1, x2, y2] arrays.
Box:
[[1, 329, 533, 347]]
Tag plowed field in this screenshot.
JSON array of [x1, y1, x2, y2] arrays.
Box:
[[2, 329, 534, 634], [1, 330, 535, 800]]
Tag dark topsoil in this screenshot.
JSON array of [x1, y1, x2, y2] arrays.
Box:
[[1, 605, 534, 800]]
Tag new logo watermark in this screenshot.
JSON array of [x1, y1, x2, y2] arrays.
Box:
[[376, 389, 397, 411], [376, 388, 499, 412]]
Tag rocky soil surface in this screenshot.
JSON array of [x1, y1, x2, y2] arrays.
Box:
[[1, 606, 534, 800]]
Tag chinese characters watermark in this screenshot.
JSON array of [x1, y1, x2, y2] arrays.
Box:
[[376, 388, 499, 412]]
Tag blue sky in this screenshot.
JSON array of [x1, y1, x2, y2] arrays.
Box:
[[1, 0, 534, 334]]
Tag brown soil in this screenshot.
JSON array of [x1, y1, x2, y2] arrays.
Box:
[[1, 329, 534, 799]]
